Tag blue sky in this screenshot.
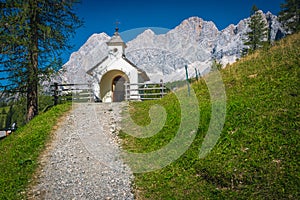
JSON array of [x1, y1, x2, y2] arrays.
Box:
[[0, 0, 285, 88], [65, 0, 284, 63]]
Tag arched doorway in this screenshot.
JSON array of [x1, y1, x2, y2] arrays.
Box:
[[112, 75, 126, 102], [99, 70, 129, 102]]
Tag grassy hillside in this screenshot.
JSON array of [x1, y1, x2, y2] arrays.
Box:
[[0, 103, 71, 199], [0, 95, 53, 129], [119, 33, 300, 199]]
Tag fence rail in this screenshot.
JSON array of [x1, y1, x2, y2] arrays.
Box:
[[51, 82, 93, 105], [125, 82, 168, 101], [51, 82, 169, 104]]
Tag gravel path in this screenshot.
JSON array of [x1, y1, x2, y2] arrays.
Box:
[[28, 103, 134, 200]]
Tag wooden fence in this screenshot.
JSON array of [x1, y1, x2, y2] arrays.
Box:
[[51, 83, 93, 105], [124, 82, 168, 101], [51, 82, 169, 104]]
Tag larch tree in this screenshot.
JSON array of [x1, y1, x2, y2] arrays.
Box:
[[244, 5, 269, 52], [278, 0, 300, 34], [0, 0, 83, 122]]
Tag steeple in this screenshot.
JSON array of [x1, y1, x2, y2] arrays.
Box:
[[115, 20, 120, 35], [106, 23, 127, 57], [106, 28, 126, 46]]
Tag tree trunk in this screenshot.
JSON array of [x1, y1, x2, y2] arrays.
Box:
[[26, 65, 38, 122], [26, 0, 39, 122]]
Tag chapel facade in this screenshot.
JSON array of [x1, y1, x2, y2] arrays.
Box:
[[87, 28, 149, 102]]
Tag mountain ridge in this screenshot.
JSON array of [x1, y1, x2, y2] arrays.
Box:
[[57, 11, 285, 84]]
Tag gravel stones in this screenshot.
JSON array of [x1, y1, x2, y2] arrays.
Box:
[[28, 103, 134, 200]]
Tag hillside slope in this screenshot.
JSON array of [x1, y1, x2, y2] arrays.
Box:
[[120, 33, 300, 199]]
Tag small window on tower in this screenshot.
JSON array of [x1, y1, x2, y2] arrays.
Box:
[[113, 48, 118, 52]]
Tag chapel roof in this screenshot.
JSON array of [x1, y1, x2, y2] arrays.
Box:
[[86, 54, 149, 81]]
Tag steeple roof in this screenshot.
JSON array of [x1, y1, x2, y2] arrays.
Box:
[[106, 27, 127, 48]]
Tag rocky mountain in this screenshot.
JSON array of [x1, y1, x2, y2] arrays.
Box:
[[58, 11, 285, 84], [56, 32, 110, 84]]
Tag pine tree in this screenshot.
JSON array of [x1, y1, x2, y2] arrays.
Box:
[[244, 5, 269, 52], [1, 108, 6, 115], [278, 0, 300, 34], [0, 0, 83, 122], [0, 117, 4, 129], [5, 105, 13, 128]]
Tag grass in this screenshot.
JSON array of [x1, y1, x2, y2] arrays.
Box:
[[0, 103, 72, 199], [0, 95, 54, 129], [119, 33, 300, 199]]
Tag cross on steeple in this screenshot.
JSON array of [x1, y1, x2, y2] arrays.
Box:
[[115, 20, 120, 34]]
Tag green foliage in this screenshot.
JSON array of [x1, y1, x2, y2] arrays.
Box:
[[0, 107, 6, 128], [120, 33, 300, 199], [0, 103, 71, 199], [211, 59, 223, 71], [0, 95, 54, 129], [0, 0, 83, 121], [279, 0, 300, 34], [38, 95, 54, 111], [244, 5, 269, 53], [0, 0, 83, 90]]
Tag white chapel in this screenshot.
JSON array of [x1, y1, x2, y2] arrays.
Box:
[[87, 27, 149, 102]]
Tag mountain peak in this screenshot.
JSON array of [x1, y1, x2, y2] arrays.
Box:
[[135, 29, 156, 39], [186, 16, 203, 22], [176, 16, 203, 29], [59, 13, 286, 84], [143, 29, 155, 35], [174, 16, 219, 36], [86, 32, 110, 43]]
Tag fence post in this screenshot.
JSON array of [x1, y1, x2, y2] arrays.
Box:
[[53, 82, 58, 105], [160, 79, 164, 98], [185, 65, 190, 96]]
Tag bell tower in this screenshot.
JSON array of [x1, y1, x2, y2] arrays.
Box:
[[106, 24, 127, 58]]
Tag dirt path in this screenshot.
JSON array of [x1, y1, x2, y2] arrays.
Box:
[[28, 103, 134, 200]]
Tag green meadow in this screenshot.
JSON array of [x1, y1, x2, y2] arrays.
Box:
[[0, 103, 71, 199], [119, 33, 300, 199]]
